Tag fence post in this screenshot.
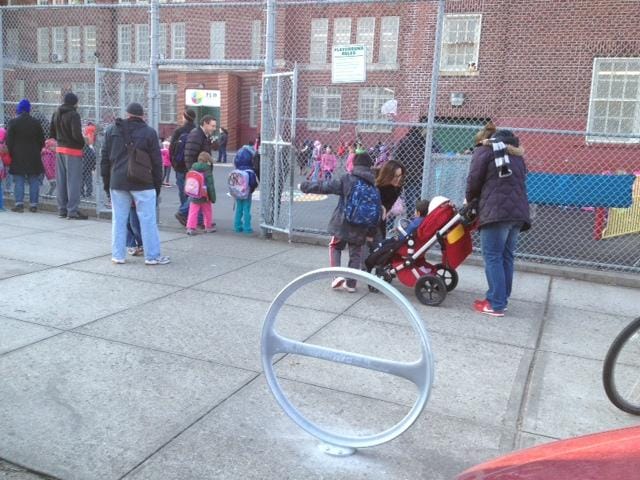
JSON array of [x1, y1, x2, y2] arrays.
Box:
[[94, 62, 102, 216], [421, 0, 445, 200], [261, 0, 276, 235], [0, 10, 5, 126], [149, 0, 159, 132]]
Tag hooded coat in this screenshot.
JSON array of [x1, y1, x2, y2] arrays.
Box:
[[49, 104, 84, 152], [6, 112, 45, 175], [300, 166, 379, 244]]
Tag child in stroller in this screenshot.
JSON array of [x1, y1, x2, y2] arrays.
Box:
[[365, 196, 476, 306]]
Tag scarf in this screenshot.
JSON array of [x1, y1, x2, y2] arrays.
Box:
[[491, 141, 512, 178]]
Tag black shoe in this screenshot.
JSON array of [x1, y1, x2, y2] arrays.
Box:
[[29, 206, 37, 213], [11, 205, 24, 213], [68, 212, 88, 220], [58, 211, 68, 218], [174, 212, 187, 226]]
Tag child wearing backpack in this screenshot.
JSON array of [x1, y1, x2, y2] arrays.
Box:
[[229, 145, 259, 234], [42, 138, 57, 196], [300, 152, 381, 292], [161, 140, 172, 186], [0, 127, 11, 211], [185, 151, 216, 235]]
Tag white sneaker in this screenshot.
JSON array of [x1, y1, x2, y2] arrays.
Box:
[[145, 256, 171, 265], [111, 258, 125, 264], [331, 277, 345, 289], [343, 285, 356, 293]]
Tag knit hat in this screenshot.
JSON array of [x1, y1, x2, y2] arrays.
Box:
[[126, 102, 144, 117], [64, 92, 78, 106], [16, 98, 31, 114], [493, 129, 519, 147], [184, 109, 196, 122], [234, 145, 255, 169], [353, 152, 373, 168]]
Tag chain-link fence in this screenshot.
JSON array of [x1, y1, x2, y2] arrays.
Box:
[[1, 0, 639, 273]]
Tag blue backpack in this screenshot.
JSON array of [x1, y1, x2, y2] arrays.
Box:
[[344, 178, 382, 228]]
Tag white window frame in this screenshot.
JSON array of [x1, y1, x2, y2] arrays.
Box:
[[251, 20, 262, 60], [37, 0, 48, 4], [210, 21, 225, 61], [84, 26, 97, 63], [440, 13, 482, 74], [357, 87, 394, 133], [38, 82, 61, 120], [333, 17, 351, 47], [135, 24, 150, 65], [159, 23, 168, 60], [67, 26, 82, 64], [171, 23, 186, 60], [309, 18, 328, 65], [379, 16, 399, 65], [13, 80, 25, 102], [6, 29, 19, 61], [37, 28, 49, 63], [587, 57, 640, 144], [117, 24, 132, 64], [356, 17, 375, 64], [249, 86, 260, 128], [52, 26, 66, 62], [52, 0, 65, 4], [160, 83, 177, 123], [307, 86, 341, 131], [71, 82, 95, 120], [124, 83, 145, 108]]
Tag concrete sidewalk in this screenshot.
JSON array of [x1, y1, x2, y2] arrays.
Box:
[[1, 211, 639, 480]]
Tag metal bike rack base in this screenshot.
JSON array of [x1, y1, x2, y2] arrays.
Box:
[[261, 267, 435, 455]]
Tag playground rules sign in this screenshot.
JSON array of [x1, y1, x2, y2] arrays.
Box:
[[332, 44, 367, 84]]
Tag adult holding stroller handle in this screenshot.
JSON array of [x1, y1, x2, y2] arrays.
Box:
[[465, 123, 530, 317]]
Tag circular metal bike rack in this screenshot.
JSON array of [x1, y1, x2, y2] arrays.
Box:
[[261, 267, 435, 455]]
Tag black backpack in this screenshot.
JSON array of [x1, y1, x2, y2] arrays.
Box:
[[172, 131, 189, 169]]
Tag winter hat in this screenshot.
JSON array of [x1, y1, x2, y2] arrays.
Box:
[[353, 152, 373, 168], [184, 109, 196, 122], [16, 98, 31, 114], [126, 102, 144, 117], [493, 129, 519, 147], [234, 145, 255, 169], [64, 92, 79, 106]]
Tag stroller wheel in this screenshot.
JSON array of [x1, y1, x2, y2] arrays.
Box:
[[434, 264, 459, 292], [368, 267, 392, 293], [415, 275, 447, 306]]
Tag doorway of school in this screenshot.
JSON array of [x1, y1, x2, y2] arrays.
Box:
[[192, 106, 220, 129]]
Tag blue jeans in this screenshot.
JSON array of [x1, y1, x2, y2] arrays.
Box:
[[111, 189, 161, 262], [126, 205, 142, 248], [480, 221, 522, 311], [218, 147, 227, 163], [175, 171, 186, 207], [14, 174, 40, 206], [0, 176, 4, 209]]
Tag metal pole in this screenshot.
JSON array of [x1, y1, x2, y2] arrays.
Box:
[[149, 0, 159, 132], [94, 60, 102, 215], [120, 72, 126, 118], [273, 76, 282, 226], [288, 63, 299, 242], [0, 11, 5, 126], [261, 0, 276, 235], [421, 0, 445, 200]]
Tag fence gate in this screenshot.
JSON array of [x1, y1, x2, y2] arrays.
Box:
[[94, 66, 150, 215], [260, 67, 298, 238]]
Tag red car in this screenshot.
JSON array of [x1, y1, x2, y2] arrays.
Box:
[[456, 426, 640, 479]]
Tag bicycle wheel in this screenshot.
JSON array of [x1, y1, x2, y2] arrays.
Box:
[[603, 316, 640, 415]]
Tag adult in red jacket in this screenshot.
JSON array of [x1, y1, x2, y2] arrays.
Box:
[[6, 99, 45, 213], [50, 92, 86, 219], [465, 129, 530, 317]]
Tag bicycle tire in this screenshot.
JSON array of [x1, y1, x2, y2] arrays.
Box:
[[602, 316, 640, 415]]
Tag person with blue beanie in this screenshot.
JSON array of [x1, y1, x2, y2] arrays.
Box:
[[231, 145, 258, 234]]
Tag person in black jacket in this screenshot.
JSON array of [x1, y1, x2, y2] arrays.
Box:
[[175, 114, 217, 225], [168, 108, 196, 213], [101, 102, 169, 265], [6, 99, 45, 213], [50, 92, 87, 219], [465, 127, 530, 317], [217, 127, 228, 163]]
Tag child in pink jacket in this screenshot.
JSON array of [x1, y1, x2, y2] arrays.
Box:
[[161, 140, 172, 186], [320, 145, 337, 181]]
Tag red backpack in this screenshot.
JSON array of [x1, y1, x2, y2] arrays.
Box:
[[184, 170, 207, 199]]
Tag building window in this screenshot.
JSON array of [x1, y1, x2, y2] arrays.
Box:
[[52, 26, 65, 62], [159, 23, 168, 59], [160, 83, 177, 123], [308, 86, 341, 131], [118, 25, 132, 64], [333, 17, 351, 47], [249, 86, 260, 128], [13, 80, 25, 102], [37, 0, 48, 4], [52, 0, 65, 4], [136, 24, 150, 65], [440, 14, 482, 73], [251, 20, 262, 60], [171, 23, 186, 59], [72, 82, 95, 120], [124, 83, 145, 107], [38, 82, 61, 120], [67, 26, 81, 64], [587, 58, 640, 144], [84, 26, 96, 63], [6, 29, 19, 61], [356, 17, 375, 64], [310, 18, 328, 64], [210, 21, 225, 60], [358, 87, 393, 132], [37, 28, 49, 63], [379, 16, 399, 64]]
